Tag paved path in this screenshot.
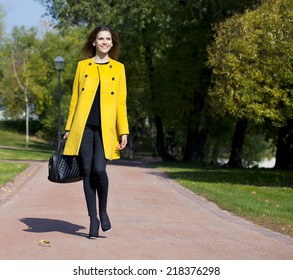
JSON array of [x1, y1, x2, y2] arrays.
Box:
[[0, 160, 293, 260]]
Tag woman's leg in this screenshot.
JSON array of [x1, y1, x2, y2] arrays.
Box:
[[79, 125, 97, 216], [92, 127, 111, 232], [79, 125, 100, 238]]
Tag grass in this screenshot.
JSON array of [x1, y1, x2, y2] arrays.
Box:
[[0, 161, 29, 187], [154, 161, 293, 237], [0, 147, 53, 161], [0, 128, 54, 187], [0, 129, 54, 161]]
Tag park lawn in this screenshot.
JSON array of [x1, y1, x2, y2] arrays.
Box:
[[155, 162, 293, 237], [0, 129, 54, 161], [0, 128, 54, 187], [0, 148, 52, 161], [0, 128, 41, 148], [0, 161, 29, 187]]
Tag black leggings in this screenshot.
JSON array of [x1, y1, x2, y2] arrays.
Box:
[[79, 124, 108, 217]]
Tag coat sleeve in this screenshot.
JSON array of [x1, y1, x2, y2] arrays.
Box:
[[116, 64, 129, 137], [65, 62, 81, 131]]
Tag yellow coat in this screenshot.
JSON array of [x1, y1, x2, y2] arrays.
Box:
[[63, 58, 129, 160]]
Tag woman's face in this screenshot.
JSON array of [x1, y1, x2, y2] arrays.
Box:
[[93, 30, 113, 56]]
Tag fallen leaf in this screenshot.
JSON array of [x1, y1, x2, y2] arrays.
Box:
[[38, 240, 51, 247]]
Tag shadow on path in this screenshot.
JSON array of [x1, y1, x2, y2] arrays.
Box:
[[19, 218, 87, 238], [108, 158, 162, 168]]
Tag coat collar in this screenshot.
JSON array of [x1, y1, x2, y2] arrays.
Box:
[[85, 57, 114, 68], [83, 57, 115, 78]]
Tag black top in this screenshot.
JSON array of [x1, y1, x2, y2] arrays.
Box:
[[86, 84, 101, 126], [86, 62, 109, 126]]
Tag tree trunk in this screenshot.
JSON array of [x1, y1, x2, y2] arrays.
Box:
[[143, 36, 174, 161], [227, 118, 248, 167], [275, 119, 293, 169], [25, 77, 29, 148], [155, 115, 176, 161], [183, 125, 207, 162], [12, 52, 30, 147], [25, 94, 29, 148], [128, 126, 134, 159]]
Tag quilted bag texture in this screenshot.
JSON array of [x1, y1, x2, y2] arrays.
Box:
[[48, 140, 83, 183]]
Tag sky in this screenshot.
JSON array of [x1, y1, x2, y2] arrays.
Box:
[[0, 0, 52, 34]]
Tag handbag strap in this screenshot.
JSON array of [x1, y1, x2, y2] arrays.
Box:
[[57, 139, 66, 155]]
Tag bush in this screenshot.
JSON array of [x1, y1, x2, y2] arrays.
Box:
[[0, 120, 43, 134]]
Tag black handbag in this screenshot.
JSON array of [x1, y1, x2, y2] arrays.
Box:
[[48, 139, 83, 183]]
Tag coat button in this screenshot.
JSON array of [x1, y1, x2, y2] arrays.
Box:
[[110, 65, 112, 68], [112, 77, 115, 81], [111, 92, 114, 95], [85, 74, 88, 78], [82, 88, 85, 91], [89, 63, 92, 65]]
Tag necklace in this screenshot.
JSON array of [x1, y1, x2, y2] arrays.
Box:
[[94, 55, 109, 64]]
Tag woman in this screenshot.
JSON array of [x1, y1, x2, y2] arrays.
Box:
[[63, 25, 129, 239]]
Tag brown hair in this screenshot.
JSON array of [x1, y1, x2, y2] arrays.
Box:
[[80, 25, 120, 60]]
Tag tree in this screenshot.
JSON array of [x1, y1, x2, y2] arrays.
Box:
[[208, 0, 293, 168], [38, 0, 184, 160], [152, 0, 260, 162], [0, 5, 6, 112], [0, 27, 39, 146], [27, 28, 85, 139], [37, 0, 261, 162], [0, 24, 84, 145]]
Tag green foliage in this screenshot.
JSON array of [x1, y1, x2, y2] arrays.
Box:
[[208, 0, 293, 126], [0, 120, 42, 134], [0, 27, 38, 117], [242, 123, 276, 166], [0, 25, 85, 139], [28, 29, 83, 137], [35, 0, 269, 162], [1, 0, 287, 164]]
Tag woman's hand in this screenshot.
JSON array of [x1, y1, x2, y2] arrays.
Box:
[[117, 134, 128, 150], [63, 131, 70, 139]]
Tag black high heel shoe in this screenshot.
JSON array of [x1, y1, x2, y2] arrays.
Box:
[[89, 216, 100, 239], [99, 211, 111, 232]]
